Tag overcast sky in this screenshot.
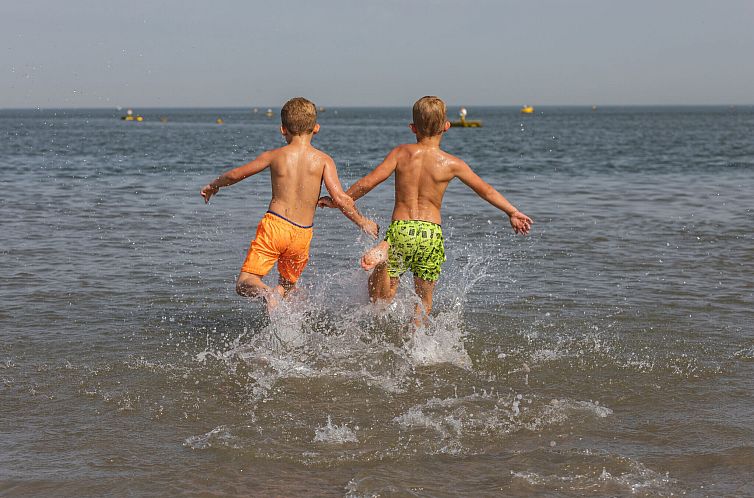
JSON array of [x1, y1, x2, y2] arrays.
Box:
[[2, 0, 753, 108]]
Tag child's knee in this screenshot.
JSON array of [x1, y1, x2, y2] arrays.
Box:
[[236, 281, 254, 297], [278, 276, 295, 291], [386, 285, 399, 300], [236, 274, 261, 297], [372, 283, 398, 302]]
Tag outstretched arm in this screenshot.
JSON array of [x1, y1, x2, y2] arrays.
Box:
[[317, 146, 400, 208], [454, 161, 533, 234], [200, 151, 274, 203], [346, 147, 401, 201], [322, 158, 379, 238]]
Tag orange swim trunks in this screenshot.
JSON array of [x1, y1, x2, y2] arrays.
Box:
[[240, 211, 314, 283]]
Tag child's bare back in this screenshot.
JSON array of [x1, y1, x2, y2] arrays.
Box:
[[381, 143, 465, 225], [330, 96, 533, 327], [200, 97, 377, 311], [265, 142, 334, 227]]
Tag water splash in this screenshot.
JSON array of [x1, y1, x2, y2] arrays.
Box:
[[313, 415, 358, 444], [190, 254, 493, 402]]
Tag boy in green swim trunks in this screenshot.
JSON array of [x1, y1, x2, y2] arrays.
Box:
[[320, 96, 533, 326]]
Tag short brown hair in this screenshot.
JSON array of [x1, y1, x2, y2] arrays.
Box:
[[412, 96, 447, 137], [281, 97, 317, 135]]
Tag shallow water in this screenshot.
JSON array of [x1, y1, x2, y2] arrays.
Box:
[[1, 106, 753, 496]]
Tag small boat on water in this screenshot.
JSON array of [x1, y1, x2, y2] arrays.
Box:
[[265, 108, 274, 117], [450, 107, 482, 128], [520, 105, 534, 114], [121, 109, 143, 121]]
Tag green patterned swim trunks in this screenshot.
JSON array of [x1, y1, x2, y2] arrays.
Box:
[[384, 220, 446, 282]]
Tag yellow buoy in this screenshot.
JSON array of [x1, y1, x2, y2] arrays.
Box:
[[520, 105, 534, 114], [216, 118, 224, 125], [120, 108, 144, 121], [450, 107, 482, 128], [450, 119, 482, 128]]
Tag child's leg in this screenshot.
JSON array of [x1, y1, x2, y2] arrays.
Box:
[[236, 271, 269, 297], [277, 258, 305, 305], [277, 275, 296, 298], [368, 263, 399, 302], [276, 228, 311, 303], [363, 239, 398, 302], [412, 276, 437, 328], [236, 271, 283, 310]]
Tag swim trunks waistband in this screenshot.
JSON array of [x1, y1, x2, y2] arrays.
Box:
[[390, 218, 441, 228], [266, 210, 313, 229]]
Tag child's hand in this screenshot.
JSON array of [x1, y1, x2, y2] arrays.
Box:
[[362, 219, 379, 239], [317, 196, 335, 208], [200, 184, 219, 203], [509, 210, 533, 234]]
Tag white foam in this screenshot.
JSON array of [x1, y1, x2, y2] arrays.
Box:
[[402, 322, 471, 370], [733, 345, 754, 359], [394, 406, 444, 433], [313, 415, 358, 444], [184, 425, 240, 450], [189, 257, 491, 402], [511, 455, 673, 494]]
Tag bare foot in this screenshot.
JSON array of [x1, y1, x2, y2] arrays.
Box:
[[361, 240, 389, 271]]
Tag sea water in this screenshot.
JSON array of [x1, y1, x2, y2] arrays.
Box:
[[1, 106, 753, 496]]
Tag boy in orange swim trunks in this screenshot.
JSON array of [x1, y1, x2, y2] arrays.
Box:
[[201, 97, 378, 309]]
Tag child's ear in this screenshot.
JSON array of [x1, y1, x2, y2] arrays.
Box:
[[443, 121, 451, 132], [409, 123, 418, 134], [280, 126, 287, 136], [312, 123, 320, 135]]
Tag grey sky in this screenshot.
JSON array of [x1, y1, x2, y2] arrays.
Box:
[[2, 0, 753, 108]]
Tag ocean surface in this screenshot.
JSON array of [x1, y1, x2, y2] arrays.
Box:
[[1, 106, 752, 497]]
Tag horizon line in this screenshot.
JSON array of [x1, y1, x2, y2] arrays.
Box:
[[1, 103, 751, 111]]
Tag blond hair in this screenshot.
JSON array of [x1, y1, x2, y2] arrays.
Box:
[[412, 96, 447, 137], [281, 97, 317, 135]]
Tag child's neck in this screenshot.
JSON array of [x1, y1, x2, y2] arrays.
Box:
[[285, 134, 313, 146], [415, 134, 443, 148]]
